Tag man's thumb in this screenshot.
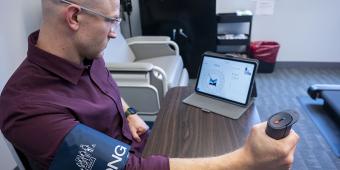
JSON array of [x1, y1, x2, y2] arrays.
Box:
[[132, 130, 141, 143]]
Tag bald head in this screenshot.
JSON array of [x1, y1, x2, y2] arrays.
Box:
[[41, 0, 120, 20], [41, 0, 115, 12], [41, 0, 86, 18]]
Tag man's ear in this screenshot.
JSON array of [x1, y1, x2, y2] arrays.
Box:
[[64, 5, 81, 31]]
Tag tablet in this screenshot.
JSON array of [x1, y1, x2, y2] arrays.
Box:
[[195, 52, 258, 106]]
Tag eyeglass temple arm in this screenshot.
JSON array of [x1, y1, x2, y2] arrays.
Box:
[[59, 0, 119, 22]]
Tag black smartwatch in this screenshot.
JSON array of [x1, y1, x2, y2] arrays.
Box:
[[125, 107, 137, 117]]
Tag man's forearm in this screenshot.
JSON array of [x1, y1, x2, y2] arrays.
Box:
[[168, 123, 299, 170], [169, 148, 251, 170]]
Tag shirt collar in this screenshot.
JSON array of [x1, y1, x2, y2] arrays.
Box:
[[27, 31, 87, 85]]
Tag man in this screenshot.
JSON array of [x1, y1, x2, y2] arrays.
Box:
[[0, 0, 299, 169]]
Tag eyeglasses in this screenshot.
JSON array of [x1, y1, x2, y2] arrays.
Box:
[[59, 0, 121, 32]]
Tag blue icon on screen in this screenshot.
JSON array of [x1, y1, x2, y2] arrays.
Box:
[[209, 78, 217, 86], [244, 67, 252, 76]]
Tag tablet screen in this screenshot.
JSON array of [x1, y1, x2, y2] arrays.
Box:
[[195, 55, 257, 106]]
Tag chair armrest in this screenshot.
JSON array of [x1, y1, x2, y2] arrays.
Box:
[[126, 36, 171, 43], [107, 63, 168, 96], [106, 63, 153, 72], [126, 36, 179, 60]]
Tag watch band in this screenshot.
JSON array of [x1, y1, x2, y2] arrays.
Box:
[[125, 107, 137, 117]]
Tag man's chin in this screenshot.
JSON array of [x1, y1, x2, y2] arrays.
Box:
[[85, 52, 104, 60], [99, 51, 104, 57], [94, 53, 104, 59], [94, 49, 105, 59]]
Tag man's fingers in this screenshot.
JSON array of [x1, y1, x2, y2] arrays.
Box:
[[137, 127, 148, 134], [280, 130, 299, 150], [137, 130, 144, 136], [131, 128, 141, 143], [287, 145, 297, 162]]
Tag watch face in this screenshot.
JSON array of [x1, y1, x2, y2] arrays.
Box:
[[127, 107, 137, 114]]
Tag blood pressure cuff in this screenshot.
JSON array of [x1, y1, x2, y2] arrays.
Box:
[[49, 124, 130, 170]]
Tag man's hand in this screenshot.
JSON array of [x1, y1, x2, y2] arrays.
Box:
[[127, 114, 149, 142], [240, 122, 300, 170], [120, 97, 149, 142]]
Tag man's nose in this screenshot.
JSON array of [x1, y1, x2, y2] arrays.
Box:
[[108, 31, 117, 39]]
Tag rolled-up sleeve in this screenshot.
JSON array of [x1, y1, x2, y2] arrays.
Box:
[[126, 154, 170, 170]]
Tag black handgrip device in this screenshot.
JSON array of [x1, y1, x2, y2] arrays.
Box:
[[265, 110, 299, 140]]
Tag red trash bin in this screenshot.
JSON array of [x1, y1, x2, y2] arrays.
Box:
[[250, 41, 280, 73]]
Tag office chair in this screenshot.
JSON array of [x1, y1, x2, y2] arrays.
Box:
[[2, 132, 32, 170], [13, 147, 33, 170], [103, 30, 189, 121]]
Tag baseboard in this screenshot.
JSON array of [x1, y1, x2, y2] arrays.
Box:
[[276, 62, 340, 68]]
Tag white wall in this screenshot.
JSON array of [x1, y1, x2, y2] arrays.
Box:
[[217, 0, 340, 62], [0, 1, 42, 169], [0, 1, 42, 90]]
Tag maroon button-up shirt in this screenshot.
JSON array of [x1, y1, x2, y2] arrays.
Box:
[[0, 31, 169, 170]]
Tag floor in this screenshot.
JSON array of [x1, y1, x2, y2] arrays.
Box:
[[255, 67, 340, 170]]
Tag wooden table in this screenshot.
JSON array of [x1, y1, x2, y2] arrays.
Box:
[[143, 87, 260, 158]]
